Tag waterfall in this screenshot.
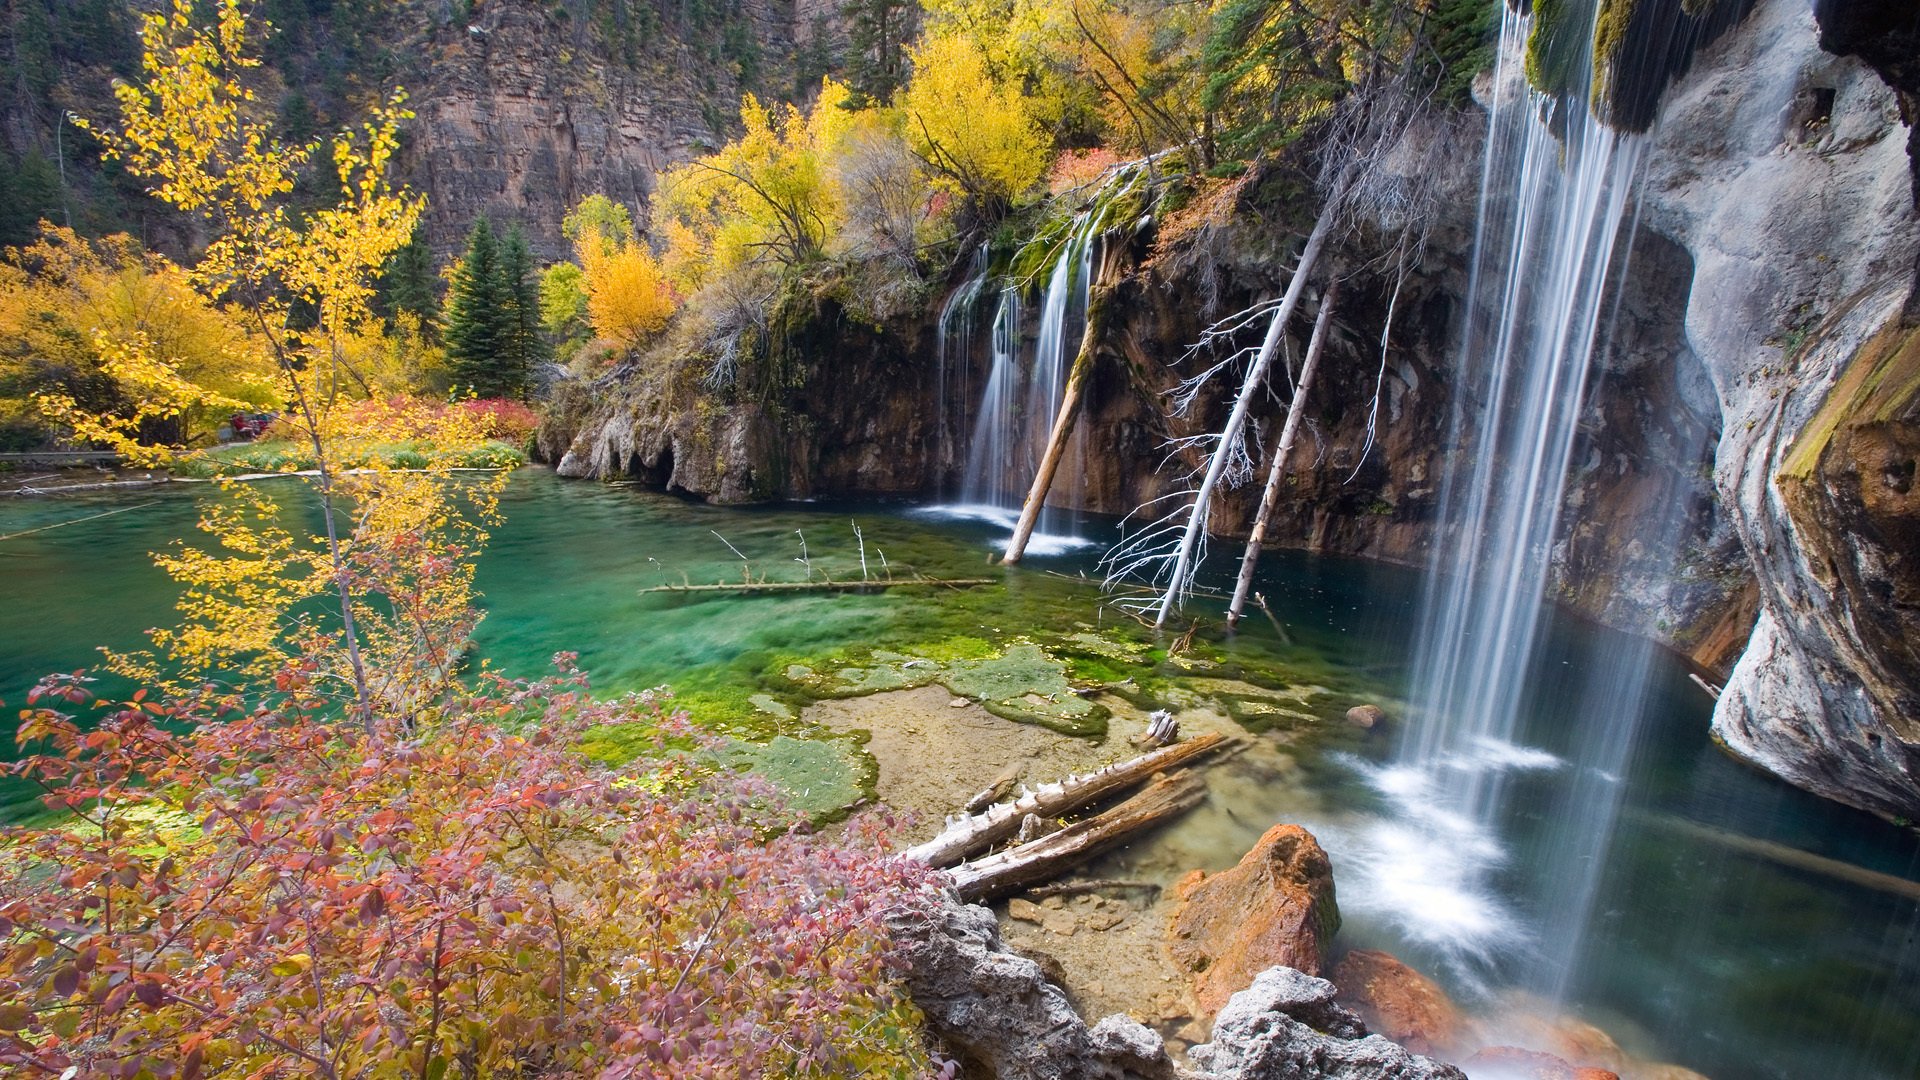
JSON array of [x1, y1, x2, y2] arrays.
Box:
[[942, 163, 1140, 546], [935, 244, 989, 482], [1343, 1, 1681, 993], [955, 215, 1100, 538], [960, 288, 1023, 509]]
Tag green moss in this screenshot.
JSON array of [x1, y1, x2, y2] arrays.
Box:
[[1780, 322, 1920, 482], [1524, 0, 1592, 102], [721, 734, 871, 819], [939, 643, 1106, 736], [1590, 0, 1637, 114]]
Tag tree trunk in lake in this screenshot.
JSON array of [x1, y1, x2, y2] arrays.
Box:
[[1004, 238, 1129, 565], [1226, 284, 1340, 629], [1151, 182, 1347, 627]]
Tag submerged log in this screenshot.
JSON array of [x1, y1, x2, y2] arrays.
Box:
[[946, 771, 1209, 901], [641, 577, 996, 595], [905, 731, 1231, 868]]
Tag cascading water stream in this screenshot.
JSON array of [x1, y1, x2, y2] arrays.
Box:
[[941, 165, 1144, 546], [1339, 1, 1688, 996], [960, 288, 1023, 510], [935, 244, 989, 481]]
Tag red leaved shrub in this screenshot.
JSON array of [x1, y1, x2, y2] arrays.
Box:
[[0, 660, 945, 1078], [452, 397, 541, 445]]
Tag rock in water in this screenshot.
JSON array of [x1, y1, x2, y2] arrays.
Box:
[[1345, 704, 1387, 731], [1169, 824, 1340, 1013], [891, 891, 1174, 1079], [1188, 966, 1467, 1080], [1331, 949, 1464, 1057]]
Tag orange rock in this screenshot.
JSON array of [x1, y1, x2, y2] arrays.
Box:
[[1462, 1046, 1620, 1080], [1331, 949, 1464, 1057], [1166, 823, 1340, 1014]]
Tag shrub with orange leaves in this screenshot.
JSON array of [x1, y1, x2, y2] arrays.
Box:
[[1047, 148, 1122, 195]]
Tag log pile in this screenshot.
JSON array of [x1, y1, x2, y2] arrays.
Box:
[[906, 730, 1236, 901]]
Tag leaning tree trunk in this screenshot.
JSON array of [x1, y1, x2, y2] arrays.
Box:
[[1150, 183, 1347, 627], [1004, 237, 1129, 565], [1225, 284, 1341, 629]]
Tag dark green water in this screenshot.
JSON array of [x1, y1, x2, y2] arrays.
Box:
[[2, 469, 1916, 1079]]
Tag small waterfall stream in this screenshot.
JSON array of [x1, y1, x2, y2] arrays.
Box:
[[934, 244, 990, 476]]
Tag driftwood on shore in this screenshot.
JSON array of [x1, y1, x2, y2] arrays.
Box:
[[946, 772, 1209, 901], [905, 731, 1231, 868]]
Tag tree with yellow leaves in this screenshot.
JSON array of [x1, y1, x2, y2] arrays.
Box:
[[654, 80, 856, 288], [899, 30, 1050, 212], [0, 225, 276, 453], [74, 0, 501, 731], [560, 194, 677, 349]]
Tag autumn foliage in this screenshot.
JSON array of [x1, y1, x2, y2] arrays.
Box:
[[0, 662, 945, 1078]]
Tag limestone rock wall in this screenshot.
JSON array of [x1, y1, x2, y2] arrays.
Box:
[[1637, 0, 1920, 817]]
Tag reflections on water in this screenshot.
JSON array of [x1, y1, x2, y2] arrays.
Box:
[[0, 469, 1915, 1079]]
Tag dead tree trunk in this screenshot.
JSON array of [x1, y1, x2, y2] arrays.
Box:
[[945, 772, 1208, 901], [1151, 178, 1349, 627], [1226, 284, 1340, 629], [904, 731, 1230, 868], [1004, 238, 1128, 565]]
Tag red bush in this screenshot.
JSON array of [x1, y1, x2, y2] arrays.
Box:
[[453, 397, 541, 444], [0, 661, 944, 1078]]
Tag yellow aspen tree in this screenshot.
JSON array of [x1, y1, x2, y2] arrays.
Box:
[[899, 30, 1051, 209], [77, 0, 501, 730]]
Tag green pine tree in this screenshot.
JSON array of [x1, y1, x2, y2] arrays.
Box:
[[498, 223, 545, 396], [838, 0, 912, 107], [380, 225, 441, 335], [444, 217, 511, 397]]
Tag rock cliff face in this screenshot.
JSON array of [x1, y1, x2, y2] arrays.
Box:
[[1636, 0, 1920, 818], [399, 0, 797, 260]]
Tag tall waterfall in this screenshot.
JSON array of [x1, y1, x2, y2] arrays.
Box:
[[960, 288, 1023, 509], [1345, 1, 1684, 994], [940, 164, 1141, 546]]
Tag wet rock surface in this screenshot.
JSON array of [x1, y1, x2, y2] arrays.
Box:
[[1641, 0, 1920, 817], [1462, 1047, 1620, 1080], [1330, 950, 1464, 1058], [1168, 824, 1341, 1014]]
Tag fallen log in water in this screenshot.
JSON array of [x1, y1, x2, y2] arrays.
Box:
[[641, 577, 997, 595], [905, 731, 1231, 868], [946, 772, 1209, 902]]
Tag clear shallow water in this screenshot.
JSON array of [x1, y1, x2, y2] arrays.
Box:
[[2, 469, 1917, 1078]]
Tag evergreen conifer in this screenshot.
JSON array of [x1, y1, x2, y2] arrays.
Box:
[[500, 224, 546, 388], [445, 217, 510, 396], [380, 226, 441, 333]]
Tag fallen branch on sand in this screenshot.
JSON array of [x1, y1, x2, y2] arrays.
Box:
[[906, 732, 1231, 868], [945, 772, 1209, 901]]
